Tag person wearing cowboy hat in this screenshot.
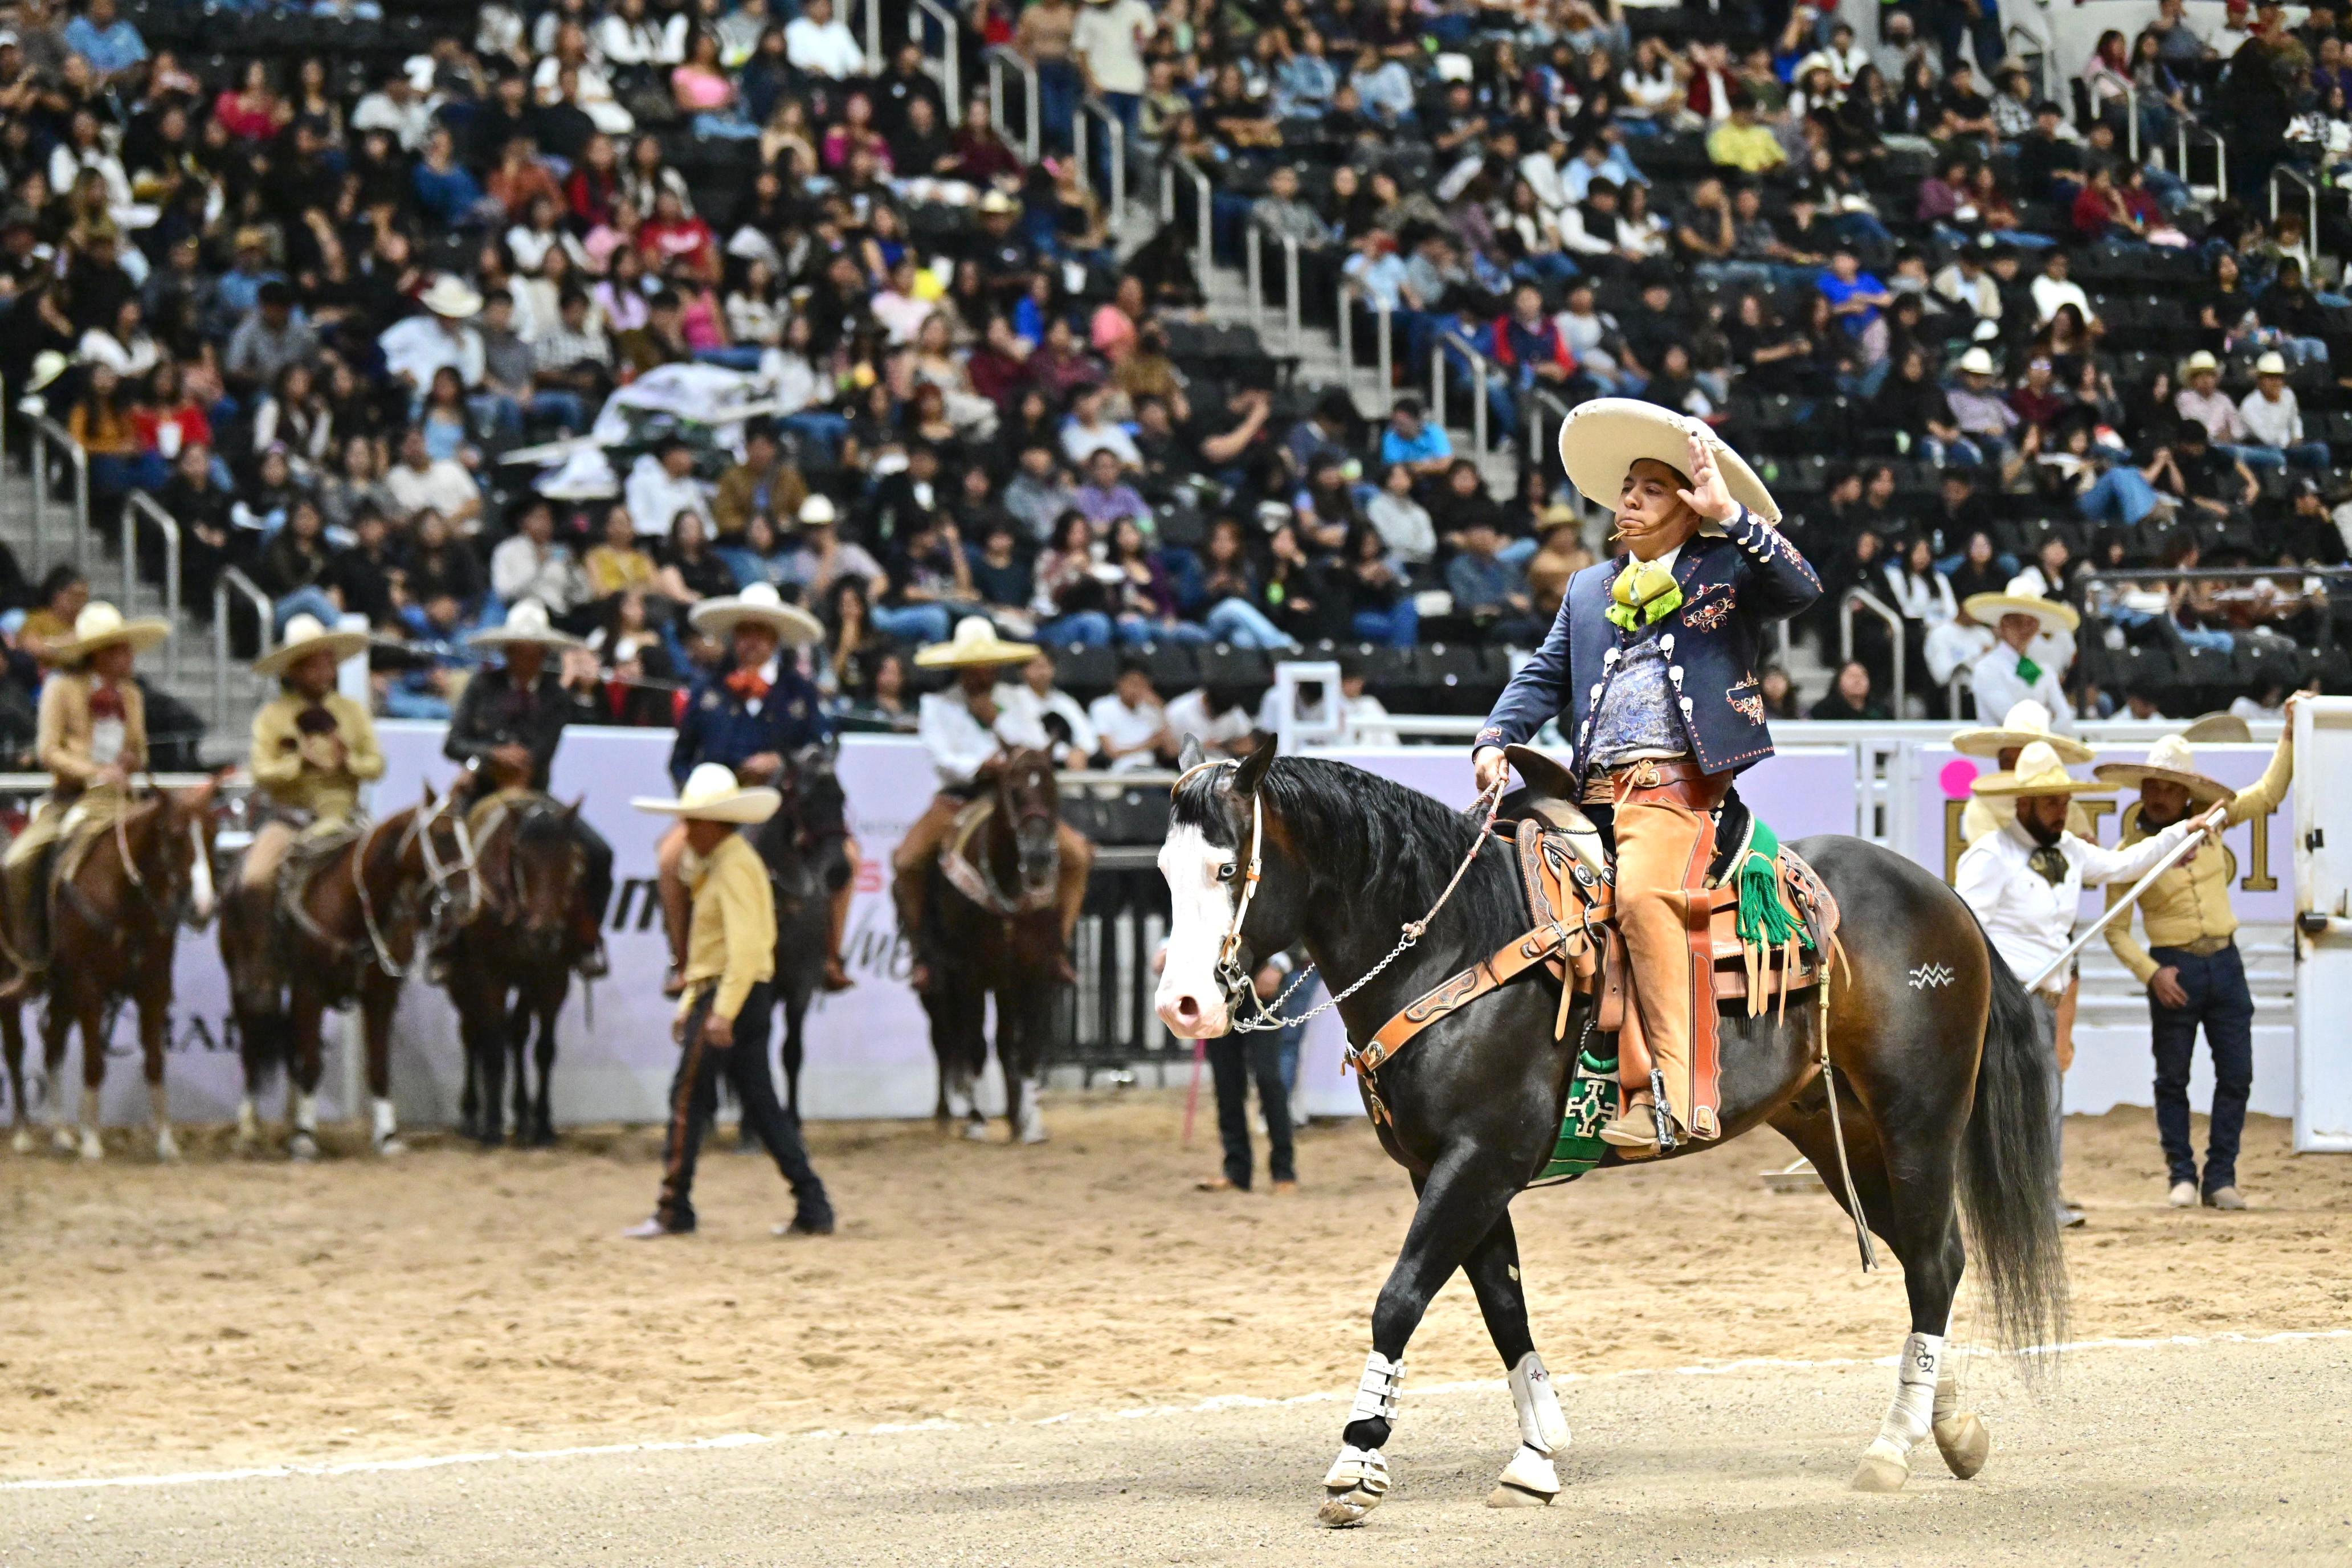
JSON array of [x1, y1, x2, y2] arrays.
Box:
[[2096, 704, 2299, 1211], [1954, 699, 2097, 846], [1956, 741, 2220, 1227], [444, 601, 613, 975], [0, 602, 170, 999], [623, 764, 835, 1240], [895, 616, 1096, 991], [1472, 401, 1822, 1156], [238, 614, 386, 899], [2237, 350, 2330, 470], [660, 582, 858, 993], [1963, 580, 2079, 733], [378, 273, 490, 402]]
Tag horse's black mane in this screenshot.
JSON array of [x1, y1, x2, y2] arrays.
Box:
[[1172, 756, 1525, 941], [513, 801, 577, 846]]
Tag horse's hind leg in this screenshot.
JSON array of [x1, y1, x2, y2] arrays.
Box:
[[1459, 1210, 1569, 1508], [358, 973, 405, 1155], [528, 992, 561, 1146], [40, 1001, 74, 1155], [232, 1008, 277, 1153], [3, 1004, 28, 1153], [286, 989, 327, 1161], [1002, 981, 1050, 1145], [1320, 1155, 1525, 1528], [72, 997, 107, 1162], [506, 991, 533, 1146], [140, 985, 177, 1162], [1771, 1099, 1976, 1492]]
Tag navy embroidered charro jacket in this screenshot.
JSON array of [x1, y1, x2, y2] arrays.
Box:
[[1475, 505, 1821, 778]]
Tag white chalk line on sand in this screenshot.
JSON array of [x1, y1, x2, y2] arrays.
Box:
[[6, 1326, 2343, 1494]]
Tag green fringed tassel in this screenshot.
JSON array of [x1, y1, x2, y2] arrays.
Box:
[[1735, 818, 1812, 954]]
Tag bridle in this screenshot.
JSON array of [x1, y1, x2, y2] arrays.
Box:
[[352, 793, 482, 977], [1173, 757, 1504, 1034]]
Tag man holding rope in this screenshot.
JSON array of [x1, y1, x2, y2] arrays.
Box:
[[1955, 742, 2219, 1228], [2094, 709, 2297, 1212]]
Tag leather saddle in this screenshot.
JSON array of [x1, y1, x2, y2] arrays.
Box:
[[1356, 746, 1841, 1095]]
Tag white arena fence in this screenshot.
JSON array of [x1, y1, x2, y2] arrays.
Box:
[[0, 716, 2307, 1134]]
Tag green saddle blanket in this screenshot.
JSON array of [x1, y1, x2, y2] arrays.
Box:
[[1539, 1042, 1621, 1182]]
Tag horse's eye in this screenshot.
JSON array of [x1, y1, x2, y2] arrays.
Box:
[[1216, 861, 1238, 883]]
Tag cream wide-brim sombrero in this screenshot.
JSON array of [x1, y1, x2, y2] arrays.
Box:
[[2182, 711, 2253, 744], [914, 615, 1039, 669], [255, 613, 371, 679], [2093, 734, 2232, 807], [1962, 590, 2080, 636], [1554, 398, 1781, 528], [631, 761, 782, 824], [52, 601, 170, 663], [1969, 740, 2116, 798], [689, 582, 826, 646], [469, 599, 586, 651], [1951, 698, 2093, 763]]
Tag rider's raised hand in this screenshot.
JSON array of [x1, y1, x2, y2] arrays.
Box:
[[1676, 430, 1739, 525], [1473, 745, 1509, 796]]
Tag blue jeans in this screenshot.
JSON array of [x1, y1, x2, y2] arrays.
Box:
[[1116, 615, 1210, 646], [2149, 941, 2253, 1194], [2218, 442, 2285, 472], [1036, 60, 1082, 153], [1922, 434, 1985, 467], [1038, 610, 1114, 647], [274, 586, 342, 635], [871, 603, 953, 643], [693, 112, 762, 141], [1988, 228, 2060, 250], [526, 389, 589, 432], [1353, 600, 1418, 647], [2243, 440, 2332, 469], [693, 346, 766, 370], [2076, 467, 2166, 526], [382, 677, 453, 719], [781, 411, 850, 467], [1202, 598, 1299, 651]]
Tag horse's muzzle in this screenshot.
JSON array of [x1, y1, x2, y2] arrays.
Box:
[[1155, 982, 1230, 1039]]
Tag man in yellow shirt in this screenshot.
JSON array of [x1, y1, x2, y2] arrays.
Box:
[[2095, 710, 2297, 1212], [0, 601, 168, 999], [1704, 101, 1787, 174], [242, 616, 386, 891], [624, 763, 834, 1239]]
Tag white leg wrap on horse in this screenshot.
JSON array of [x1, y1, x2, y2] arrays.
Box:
[[371, 1097, 398, 1142], [293, 1093, 318, 1135], [1322, 1443, 1391, 1496], [1863, 1332, 1943, 1465], [1349, 1351, 1404, 1425], [81, 1091, 101, 1132], [236, 1097, 259, 1140], [1507, 1351, 1570, 1455], [1497, 1443, 1561, 1498]]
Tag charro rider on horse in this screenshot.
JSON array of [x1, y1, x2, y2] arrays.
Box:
[[1471, 402, 1822, 1157], [892, 617, 1094, 991], [239, 615, 386, 893], [444, 599, 614, 975], [661, 582, 858, 994], [0, 601, 173, 1001]]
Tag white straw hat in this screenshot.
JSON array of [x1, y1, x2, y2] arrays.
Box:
[[1554, 397, 1780, 528], [1962, 577, 2080, 635], [53, 601, 169, 663], [1951, 699, 2093, 763], [1970, 740, 2116, 798], [469, 598, 586, 651], [913, 615, 1039, 668], [255, 614, 371, 679], [418, 273, 484, 318], [1957, 346, 1997, 376], [631, 761, 782, 823], [688, 581, 826, 645], [2093, 733, 2232, 807], [2255, 352, 2290, 377]]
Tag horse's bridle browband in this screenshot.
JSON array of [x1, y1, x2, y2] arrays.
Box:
[[350, 793, 481, 977]]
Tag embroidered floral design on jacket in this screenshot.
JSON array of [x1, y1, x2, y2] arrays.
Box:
[[1682, 586, 1736, 634], [1727, 686, 1765, 725]]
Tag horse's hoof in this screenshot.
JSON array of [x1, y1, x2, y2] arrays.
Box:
[[154, 1132, 181, 1163], [528, 1126, 556, 1149], [50, 1127, 76, 1157], [374, 1135, 408, 1158], [1849, 1451, 1910, 1493], [1018, 1118, 1048, 1146], [289, 1132, 320, 1163], [77, 1131, 104, 1162], [1933, 1414, 1990, 1480], [1486, 1483, 1553, 1509], [1318, 1488, 1383, 1528], [9, 1126, 31, 1155], [959, 1120, 990, 1142]]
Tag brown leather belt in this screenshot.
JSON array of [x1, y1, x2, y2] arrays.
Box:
[[1581, 758, 1733, 811]]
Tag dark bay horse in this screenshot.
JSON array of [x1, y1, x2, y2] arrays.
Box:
[[750, 740, 853, 1118], [447, 793, 603, 1147], [222, 789, 480, 1159], [922, 746, 1064, 1144], [1155, 741, 2065, 1524], [2, 784, 219, 1160]]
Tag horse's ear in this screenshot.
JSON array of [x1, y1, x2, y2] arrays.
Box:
[[1177, 734, 1207, 774], [421, 782, 438, 807], [1231, 733, 1277, 798], [565, 795, 585, 819]]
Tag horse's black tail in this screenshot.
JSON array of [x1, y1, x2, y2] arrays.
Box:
[[1958, 916, 2069, 1363]]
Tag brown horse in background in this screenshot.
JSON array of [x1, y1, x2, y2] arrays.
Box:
[[921, 747, 1067, 1145], [221, 789, 480, 1160], [2, 783, 219, 1160], [446, 793, 601, 1147]]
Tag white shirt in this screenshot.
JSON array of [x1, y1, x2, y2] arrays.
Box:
[[1088, 692, 1169, 773], [1955, 816, 2194, 990], [379, 315, 484, 390], [1344, 692, 1398, 746], [2029, 275, 2093, 326], [1071, 0, 1154, 93], [1162, 689, 1253, 753], [1028, 684, 1099, 763], [2238, 386, 2304, 449], [785, 15, 865, 78], [625, 453, 713, 536], [352, 89, 436, 150], [1967, 643, 2071, 733], [920, 683, 1050, 788], [384, 457, 481, 524], [1061, 417, 1142, 469]]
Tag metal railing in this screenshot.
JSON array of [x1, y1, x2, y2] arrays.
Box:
[[1163, 155, 1212, 289], [2177, 118, 2228, 200], [856, 0, 880, 73], [2272, 165, 2320, 250], [28, 416, 89, 570], [1337, 283, 1397, 413], [1246, 218, 1302, 353], [122, 491, 182, 683], [1839, 586, 1906, 716], [1431, 332, 1498, 463], [214, 566, 273, 733], [2007, 21, 2055, 105], [1072, 96, 1128, 230], [985, 46, 1041, 165], [908, 0, 960, 112]]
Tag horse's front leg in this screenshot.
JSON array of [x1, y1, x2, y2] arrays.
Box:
[[1459, 1209, 1570, 1508], [1321, 1147, 1526, 1528], [40, 996, 74, 1155], [139, 970, 178, 1162], [529, 987, 561, 1146], [2, 1002, 28, 1154], [286, 986, 328, 1161], [73, 992, 108, 1162], [359, 972, 405, 1155]]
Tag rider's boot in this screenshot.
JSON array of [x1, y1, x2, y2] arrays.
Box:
[[823, 880, 855, 992], [0, 852, 51, 1004], [1599, 1089, 1675, 1158], [1050, 824, 1092, 988], [893, 863, 938, 993]]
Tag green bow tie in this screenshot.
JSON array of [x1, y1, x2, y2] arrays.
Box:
[[1605, 557, 1683, 631], [2016, 654, 2043, 685]]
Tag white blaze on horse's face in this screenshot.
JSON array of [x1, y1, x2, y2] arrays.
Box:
[[186, 821, 216, 925], [1156, 823, 1236, 1039]]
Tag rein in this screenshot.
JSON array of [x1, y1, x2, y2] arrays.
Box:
[[1176, 758, 1505, 1034], [348, 794, 482, 978]]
